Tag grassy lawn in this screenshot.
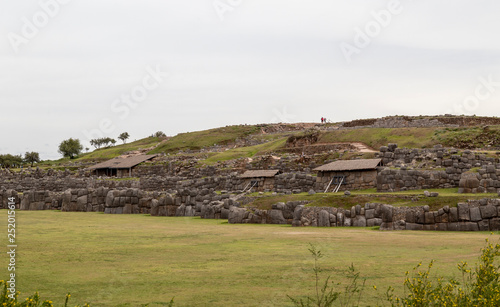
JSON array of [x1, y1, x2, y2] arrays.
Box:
[[0, 211, 498, 306], [246, 189, 499, 211]]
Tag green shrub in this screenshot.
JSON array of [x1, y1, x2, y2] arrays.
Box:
[[294, 239, 500, 307], [0, 281, 88, 307], [0, 281, 174, 307], [386, 238, 500, 306]]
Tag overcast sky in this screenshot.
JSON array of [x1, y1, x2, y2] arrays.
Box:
[[1, 0, 500, 160]]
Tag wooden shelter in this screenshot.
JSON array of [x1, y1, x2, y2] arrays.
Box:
[[88, 154, 157, 177], [313, 159, 382, 192], [239, 169, 280, 192]]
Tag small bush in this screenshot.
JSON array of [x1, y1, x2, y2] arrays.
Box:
[[0, 281, 89, 306], [386, 238, 500, 306], [294, 239, 500, 307]]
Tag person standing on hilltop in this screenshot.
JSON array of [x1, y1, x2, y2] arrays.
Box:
[[321, 117, 324, 123]]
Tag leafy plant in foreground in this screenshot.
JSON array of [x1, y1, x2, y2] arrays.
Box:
[[386, 238, 500, 306], [288, 244, 366, 307]]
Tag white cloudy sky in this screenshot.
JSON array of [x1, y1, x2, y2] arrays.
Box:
[[1, 0, 500, 160]]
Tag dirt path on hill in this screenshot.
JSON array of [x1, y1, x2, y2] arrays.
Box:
[[351, 142, 377, 152], [310, 142, 377, 153]]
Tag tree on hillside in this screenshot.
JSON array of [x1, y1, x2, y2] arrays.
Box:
[[90, 139, 100, 149], [0, 154, 23, 168], [58, 138, 83, 159], [118, 132, 130, 144], [90, 137, 117, 149], [153, 131, 166, 138], [24, 151, 40, 167]]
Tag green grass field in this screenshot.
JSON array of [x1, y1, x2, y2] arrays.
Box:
[[1, 211, 498, 306], [246, 188, 499, 211]]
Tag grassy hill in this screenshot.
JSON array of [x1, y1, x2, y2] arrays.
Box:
[[149, 125, 261, 154], [39, 119, 500, 167], [318, 127, 439, 149]]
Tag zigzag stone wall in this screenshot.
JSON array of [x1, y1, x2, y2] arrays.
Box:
[[228, 199, 500, 231], [3, 188, 500, 231]]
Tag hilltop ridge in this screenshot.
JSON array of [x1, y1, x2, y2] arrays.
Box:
[[34, 114, 499, 172]]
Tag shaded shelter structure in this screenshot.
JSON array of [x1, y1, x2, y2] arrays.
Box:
[[239, 169, 280, 192], [313, 159, 382, 192], [88, 154, 157, 177]]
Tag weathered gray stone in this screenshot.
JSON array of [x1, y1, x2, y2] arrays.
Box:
[[380, 222, 393, 231], [436, 223, 448, 231], [123, 203, 132, 214], [406, 223, 423, 231], [394, 220, 406, 230], [352, 215, 366, 227], [318, 210, 330, 227], [269, 209, 287, 224], [457, 203, 470, 221], [381, 205, 393, 222], [449, 207, 458, 222], [459, 222, 479, 231], [228, 207, 247, 224], [490, 218, 500, 230], [424, 212, 435, 224], [480, 205, 497, 219], [365, 209, 375, 219], [478, 220, 490, 231], [470, 207, 482, 222]]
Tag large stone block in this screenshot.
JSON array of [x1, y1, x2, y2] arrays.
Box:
[[405, 223, 423, 231], [478, 220, 490, 231], [457, 203, 470, 221], [449, 207, 458, 222], [352, 215, 366, 227], [381, 205, 393, 222], [480, 205, 497, 219], [424, 212, 435, 224], [318, 210, 331, 227], [365, 209, 375, 219], [470, 207, 482, 222], [268, 209, 287, 224], [458, 222, 479, 231]]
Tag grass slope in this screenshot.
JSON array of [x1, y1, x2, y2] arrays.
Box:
[[434, 126, 500, 149], [202, 138, 287, 165], [150, 125, 261, 154], [1, 210, 497, 306], [79, 137, 163, 160], [319, 127, 439, 149], [40, 137, 163, 166]]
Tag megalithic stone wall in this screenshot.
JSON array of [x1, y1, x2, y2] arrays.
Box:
[[7, 187, 500, 231], [458, 165, 500, 194], [228, 199, 500, 231]]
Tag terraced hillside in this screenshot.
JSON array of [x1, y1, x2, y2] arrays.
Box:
[[40, 116, 500, 168]]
